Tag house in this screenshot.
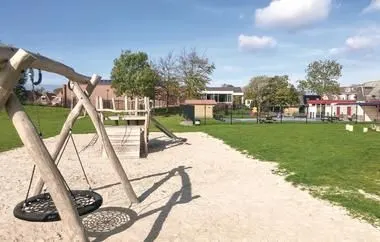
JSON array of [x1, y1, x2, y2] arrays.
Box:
[[304, 80, 380, 122], [59, 79, 182, 108], [201, 87, 244, 105], [38, 92, 57, 105]]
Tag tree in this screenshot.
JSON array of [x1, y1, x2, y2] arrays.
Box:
[[298, 59, 342, 95], [245, 75, 300, 113], [222, 83, 234, 88], [14, 70, 27, 103], [266, 75, 299, 107], [111, 50, 158, 98], [53, 87, 63, 94], [245, 76, 271, 113], [0, 41, 27, 103], [177, 48, 215, 99], [154, 51, 180, 109]]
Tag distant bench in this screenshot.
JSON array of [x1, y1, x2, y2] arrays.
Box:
[[259, 116, 277, 123], [321, 116, 341, 122]]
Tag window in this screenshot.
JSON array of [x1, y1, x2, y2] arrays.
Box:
[[227, 94, 232, 102]]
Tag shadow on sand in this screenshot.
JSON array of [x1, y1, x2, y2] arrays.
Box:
[[83, 166, 200, 242], [147, 136, 190, 155]]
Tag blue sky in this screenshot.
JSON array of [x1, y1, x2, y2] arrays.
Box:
[[1, 0, 380, 89]]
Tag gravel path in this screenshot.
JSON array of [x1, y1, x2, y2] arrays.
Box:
[[0, 132, 379, 241]]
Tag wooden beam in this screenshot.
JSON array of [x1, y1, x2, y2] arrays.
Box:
[[0, 46, 91, 83], [97, 109, 148, 113], [71, 82, 139, 203], [0, 49, 36, 108], [32, 75, 101, 196], [5, 93, 88, 241]]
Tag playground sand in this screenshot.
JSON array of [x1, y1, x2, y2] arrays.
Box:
[[0, 132, 379, 241]]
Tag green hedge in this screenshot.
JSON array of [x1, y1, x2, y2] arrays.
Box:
[[152, 106, 182, 115]]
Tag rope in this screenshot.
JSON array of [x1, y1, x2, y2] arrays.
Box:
[[69, 129, 92, 190], [79, 134, 99, 153], [24, 165, 36, 206]]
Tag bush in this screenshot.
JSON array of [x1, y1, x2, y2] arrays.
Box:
[[153, 106, 181, 115]]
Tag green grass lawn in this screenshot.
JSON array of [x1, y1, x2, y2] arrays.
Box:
[[1, 106, 380, 225], [0, 105, 95, 152], [204, 123, 380, 225]]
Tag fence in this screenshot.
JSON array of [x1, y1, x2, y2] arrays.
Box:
[[212, 103, 380, 125]]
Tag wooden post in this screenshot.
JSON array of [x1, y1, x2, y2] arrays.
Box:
[[134, 97, 138, 116], [112, 98, 116, 111], [0, 49, 36, 108], [143, 97, 149, 155], [124, 96, 128, 111], [32, 75, 100, 196], [95, 96, 99, 109], [71, 82, 139, 203], [6, 94, 88, 241]]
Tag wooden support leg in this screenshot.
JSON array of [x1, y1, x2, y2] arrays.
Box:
[[6, 93, 88, 242], [71, 82, 139, 203], [32, 75, 100, 196]]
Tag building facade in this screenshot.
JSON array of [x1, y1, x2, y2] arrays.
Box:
[[201, 87, 244, 105], [305, 81, 380, 122]]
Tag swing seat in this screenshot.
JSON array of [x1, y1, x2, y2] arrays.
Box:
[[13, 190, 103, 222]]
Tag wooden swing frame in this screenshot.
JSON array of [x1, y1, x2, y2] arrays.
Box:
[[0, 46, 138, 241]]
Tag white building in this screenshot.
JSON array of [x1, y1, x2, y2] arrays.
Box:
[[201, 87, 244, 105], [306, 100, 373, 121]]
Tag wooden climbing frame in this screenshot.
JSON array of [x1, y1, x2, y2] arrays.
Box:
[[96, 96, 151, 156], [0, 46, 138, 242]]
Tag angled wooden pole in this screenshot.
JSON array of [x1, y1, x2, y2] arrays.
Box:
[[0, 49, 36, 108], [6, 93, 88, 242], [71, 82, 139, 203], [32, 75, 100, 196]]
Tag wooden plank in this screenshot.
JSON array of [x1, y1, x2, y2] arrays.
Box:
[[98, 109, 148, 113], [104, 126, 141, 158]]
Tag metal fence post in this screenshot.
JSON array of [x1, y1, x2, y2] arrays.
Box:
[[204, 104, 206, 125], [355, 104, 358, 124], [230, 105, 233, 125]]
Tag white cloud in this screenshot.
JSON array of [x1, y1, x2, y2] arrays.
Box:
[[345, 36, 378, 49], [255, 0, 332, 29], [238, 35, 277, 51], [329, 26, 380, 55], [362, 0, 380, 13]]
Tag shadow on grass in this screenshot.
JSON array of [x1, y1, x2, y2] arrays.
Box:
[[84, 166, 200, 241]]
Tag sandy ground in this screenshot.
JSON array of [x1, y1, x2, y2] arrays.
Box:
[[0, 132, 379, 242]]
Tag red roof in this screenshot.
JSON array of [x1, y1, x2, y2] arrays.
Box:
[[184, 99, 217, 105], [307, 100, 356, 105]]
